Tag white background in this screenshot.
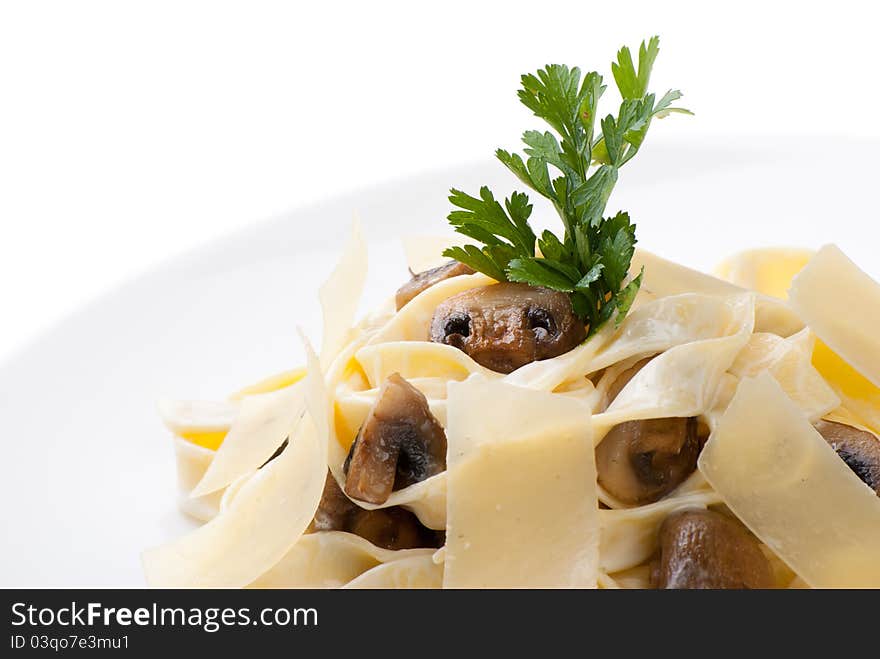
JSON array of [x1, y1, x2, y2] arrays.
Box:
[[1, 0, 877, 363]]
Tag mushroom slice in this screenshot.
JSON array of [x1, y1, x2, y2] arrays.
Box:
[[395, 260, 475, 310], [344, 373, 447, 505], [814, 419, 880, 495], [596, 417, 701, 505], [347, 506, 442, 551], [309, 472, 442, 551], [653, 509, 775, 589], [309, 471, 362, 534], [429, 283, 587, 374]]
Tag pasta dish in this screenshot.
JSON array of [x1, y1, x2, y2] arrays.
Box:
[[143, 38, 880, 589]]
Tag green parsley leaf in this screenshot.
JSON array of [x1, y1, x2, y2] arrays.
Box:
[[612, 36, 660, 100], [447, 187, 536, 255], [615, 267, 644, 326], [445, 36, 689, 335], [507, 257, 577, 293]]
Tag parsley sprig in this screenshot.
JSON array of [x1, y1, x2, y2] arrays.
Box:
[[443, 36, 690, 333]]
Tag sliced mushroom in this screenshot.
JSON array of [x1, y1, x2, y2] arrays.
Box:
[[344, 373, 446, 505], [346, 506, 440, 551], [596, 417, 702, 505], [395, 260, 475, 310], [814, 419, 880, 495], [652, 509, 775, 589], [309, 472, 442, 550], [310, 471, 360, 533], [429, 283, 587, 373]]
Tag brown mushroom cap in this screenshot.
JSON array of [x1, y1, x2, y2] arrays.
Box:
[[653, 509, 775, 589], [429, 283, 587, 374], [596, 417, 702, 505], [395, 260, 475, 310], [343, 373, 446, 505], [347, 506, 439, 550], [309, 472, 442, 551], [814, 419, 880, 495]]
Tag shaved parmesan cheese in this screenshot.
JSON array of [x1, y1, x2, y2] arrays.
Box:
[[319, 220, 368, 368], [444, 376, 598, 588], [790, 244, 880, 388], [344, 554, 443, 589], [250, 531, 433, 588], [699, 372, 880, 588], [142, 341, 329, 587], [191, 384, 305, 497]]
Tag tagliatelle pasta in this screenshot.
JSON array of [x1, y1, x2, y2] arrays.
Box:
[[344, 554, 444, 589], [143, 37, 880, 589], [191, 384, 305, 497], [632, 249, 805, 337], [170, 436, 226, 522], [594, 296, 753, 431], [146, 37, 880, 589], [151, 231, 880, 588], [249, 532, 436, 588], [355, 341, 499, 386], [149, 230, 880, 588]]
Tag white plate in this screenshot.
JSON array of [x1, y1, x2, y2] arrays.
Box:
[[1, 136, 877, 586]]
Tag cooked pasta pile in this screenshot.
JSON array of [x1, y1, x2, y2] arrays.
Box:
[[144, 229, 880, 588]]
